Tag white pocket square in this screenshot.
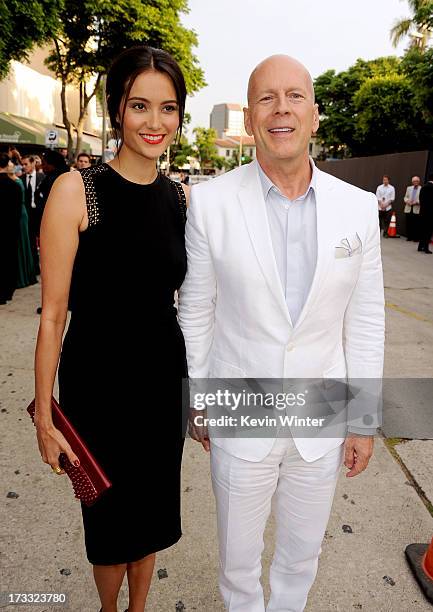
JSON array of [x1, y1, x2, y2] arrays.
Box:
[[334, 233, 362, 259]]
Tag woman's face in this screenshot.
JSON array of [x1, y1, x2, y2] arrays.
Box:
[[119, 70, 180, 161]]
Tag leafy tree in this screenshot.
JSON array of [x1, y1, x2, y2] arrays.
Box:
[[46, 0, 205, 158], [226, 147, 252, 169], [0, 0, 62, 79], [401, 47, 433, 124], [213, 155, 230, 170], [353, 74, 428, 154], [314, 57, 402, 157], [168, 136, 194, 169], [390, 0, 433, 50], [193, 127, 218, 168]]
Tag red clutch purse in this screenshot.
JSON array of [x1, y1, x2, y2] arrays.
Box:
[[27, 397, 112, 506]]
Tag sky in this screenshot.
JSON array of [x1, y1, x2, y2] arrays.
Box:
[[181, 0, 409, 136]]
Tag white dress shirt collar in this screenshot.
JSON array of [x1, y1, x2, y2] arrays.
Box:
[[257, 157, 318, 202]]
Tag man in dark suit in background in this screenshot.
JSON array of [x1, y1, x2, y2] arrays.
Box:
[[418, 173, 433, 254], [33, 150, 68, 314], [21, 155, 45, 275]]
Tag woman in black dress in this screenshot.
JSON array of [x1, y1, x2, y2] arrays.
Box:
[[34, 47, 189, 612]]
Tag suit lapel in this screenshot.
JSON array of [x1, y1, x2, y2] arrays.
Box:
[[294, 169, 334, 330], [238, 162, 293, 326]]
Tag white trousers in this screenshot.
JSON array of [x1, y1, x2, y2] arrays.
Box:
[[210, 437, 344, 612]]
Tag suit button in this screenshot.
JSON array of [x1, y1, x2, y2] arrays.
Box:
[[286, 343, 294, 352]]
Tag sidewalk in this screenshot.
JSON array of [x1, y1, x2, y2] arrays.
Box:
[[1, 235, 433, 611]]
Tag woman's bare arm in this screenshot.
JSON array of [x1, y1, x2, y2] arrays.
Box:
[[34, 171, 87, 470]]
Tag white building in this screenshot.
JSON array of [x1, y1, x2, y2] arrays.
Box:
[[210, 103, 247, 138], [215, 134, 256, 162], [0, 47, 102, 154]]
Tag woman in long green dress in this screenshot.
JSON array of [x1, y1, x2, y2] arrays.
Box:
[[11, 170, 37, 288]]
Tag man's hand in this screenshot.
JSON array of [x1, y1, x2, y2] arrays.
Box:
[[188, 408, 210, 452], [343, 433, 374, 477]]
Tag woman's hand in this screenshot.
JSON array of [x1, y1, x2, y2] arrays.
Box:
[[35, 421, 80, 475], [188, 408, 210, 452]]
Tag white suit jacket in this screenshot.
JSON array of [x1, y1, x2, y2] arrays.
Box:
[[404, 185, 420, 214], [178, 161, 385, 462]]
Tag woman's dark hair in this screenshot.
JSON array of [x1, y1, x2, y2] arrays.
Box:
[[0, 152, 10, 168], [42, 150, 68, 172], [106, 46, 187, 147]]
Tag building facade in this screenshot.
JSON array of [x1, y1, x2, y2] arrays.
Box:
[[210, 103, 247, 138], [0, 47, 102, 154], [215, 135, 256, 162]]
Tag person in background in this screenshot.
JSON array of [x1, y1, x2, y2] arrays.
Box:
[[179, 170, 189, 186], [75, 152, 92, 169], [21, 155, 45, 276], [0, 154, 22, 304], [35, 150, 69, 222], [11, 162, 37, 289], [58, 148, 70, 166], [376, 175, 395, 237], [8, 145, 22, 166], [34, 155, 44, 173], [417, 173, 433, 254], [34, 151, 69, 314], [403, 176, 421, 241]]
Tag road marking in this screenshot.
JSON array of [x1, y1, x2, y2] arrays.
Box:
[[385, 301, 433, 324]]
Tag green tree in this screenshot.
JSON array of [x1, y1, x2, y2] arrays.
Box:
[[46, 0, 205, 158], [226, 147, 252, 169], [169, 136, 194, 169], [213, 155, 230, 171], [390, 0, 433, 50], [0, 0, 62, 79], [401, 47, 433, 125], [193, 127, 218, 168], [353, 74, 427, 154], [314, 57, 402, 157]]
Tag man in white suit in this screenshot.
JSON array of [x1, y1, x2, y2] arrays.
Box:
[[403, 175, 421, 241], [178, 55, 384, 612]]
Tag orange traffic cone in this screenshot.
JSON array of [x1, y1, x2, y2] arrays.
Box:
[[423, 538, 433, 580], [405, 537, 433, 602], [387, 212, 397, 237]]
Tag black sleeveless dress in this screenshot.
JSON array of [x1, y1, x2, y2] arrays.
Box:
[[58, 163, 188, 565]]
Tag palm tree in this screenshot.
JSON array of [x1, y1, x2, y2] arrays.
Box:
[[390, 0, 432, 51]]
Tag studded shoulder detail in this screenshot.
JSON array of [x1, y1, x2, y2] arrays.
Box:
[[169, 179, 187, 224], [79, 164, 109, 227]]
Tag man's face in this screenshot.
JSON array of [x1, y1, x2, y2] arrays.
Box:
[[383, 176, 389, 186], [412, 176, 420, 187], [76, 156, 91, 169], [244, 57, 319, 165], [21, 158, 36, 174]]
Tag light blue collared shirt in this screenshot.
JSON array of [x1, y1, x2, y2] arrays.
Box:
[[257, 161, 317, 326]]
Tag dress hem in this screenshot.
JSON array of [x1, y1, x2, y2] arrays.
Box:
[[86, 531, 183, 566]]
